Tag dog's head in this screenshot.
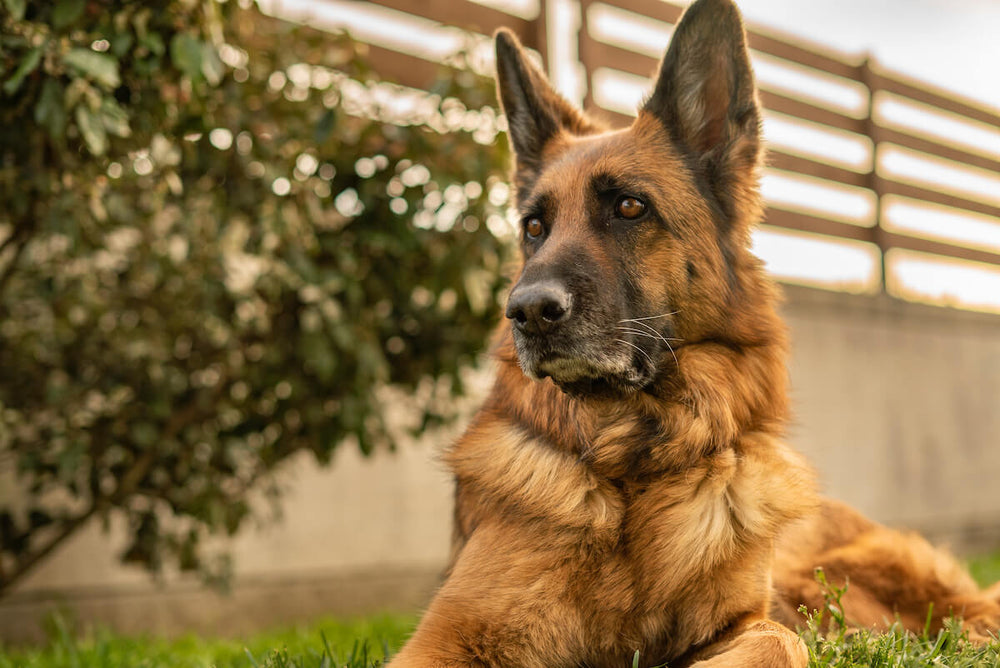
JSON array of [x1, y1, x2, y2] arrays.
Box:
[[496, 0, 769, 397]]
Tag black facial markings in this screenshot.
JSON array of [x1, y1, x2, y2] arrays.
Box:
[[589, 172, 649, 210], [590, 172, 628, 195], [668, 151, 738, 292], [520, 190, 552, 218], [617, 267, 664, 370], [514, 180, 537, 209], [587, 172, 659, 233]]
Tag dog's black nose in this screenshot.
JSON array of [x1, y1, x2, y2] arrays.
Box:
[[505, 281, 572, 335]]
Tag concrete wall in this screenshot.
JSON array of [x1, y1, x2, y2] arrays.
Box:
[[783, 286, 1000, 547], [2, 286, 999, 642], [0, 438, 461, 642]]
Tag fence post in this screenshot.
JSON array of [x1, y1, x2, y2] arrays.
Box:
[[536, 0, 549, 73], [860, 56, 888, 294], [577, 0, 594, 113]]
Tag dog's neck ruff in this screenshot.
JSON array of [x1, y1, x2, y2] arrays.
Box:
[[485, 315, 789, 482]]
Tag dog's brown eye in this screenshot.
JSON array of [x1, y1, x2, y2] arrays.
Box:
[[525, 217, 544, 239], [616, 196, 645, 220]]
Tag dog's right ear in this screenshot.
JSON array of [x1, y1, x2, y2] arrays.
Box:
[[495, 29, 596, 198]]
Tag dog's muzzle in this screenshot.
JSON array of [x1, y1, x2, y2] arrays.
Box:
[[504, 275, 652, 395]]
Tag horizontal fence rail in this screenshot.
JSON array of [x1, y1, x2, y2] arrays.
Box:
[[285, 0, 1000, 313]]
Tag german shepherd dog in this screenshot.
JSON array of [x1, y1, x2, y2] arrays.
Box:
[[388, 0, 1000, 665]]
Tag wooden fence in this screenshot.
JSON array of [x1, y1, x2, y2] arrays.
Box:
[[291, 0, 1000, 308]]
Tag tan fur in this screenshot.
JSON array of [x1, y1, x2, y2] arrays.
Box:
[[772, 499, 1000, 643], [387, 1, 999, 665]]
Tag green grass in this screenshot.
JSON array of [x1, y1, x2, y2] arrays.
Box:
[[797, 567, 1000, 668], [0, 613, 416, 668], [970, 550, 1000, 593], [801, 617, 999, 667], [1, 552, 998, 668]]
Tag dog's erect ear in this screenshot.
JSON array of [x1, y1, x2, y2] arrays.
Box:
[[642, 0, 762, 223], [495, 29, 597, 198]]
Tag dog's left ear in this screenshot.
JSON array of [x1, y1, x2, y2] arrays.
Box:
[[495, 29, 598, 200], [642, 0, 761, 225]]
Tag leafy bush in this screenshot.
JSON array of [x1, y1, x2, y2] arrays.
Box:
[[0, 0, 511, 593]]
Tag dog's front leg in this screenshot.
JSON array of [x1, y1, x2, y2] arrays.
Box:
[[386, 525, 586, 668], [687, 618, 807, 668], [385, 581, 580, 668]]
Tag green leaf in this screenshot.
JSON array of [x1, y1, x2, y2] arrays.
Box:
[[1, 0, 25, 20], [34, 78, 67, 140], [75, 104, 108, 155], [201, 43, 225, 86], [64, 48, 121, 90], [63, 76, 89, 109], [170, 33, 204, 81], [52, 0, 86, 29], [142, 32, 165, 57], [3, 47, 43, 96], [99, 97, 131, 138], [110, 31, 134, 58]]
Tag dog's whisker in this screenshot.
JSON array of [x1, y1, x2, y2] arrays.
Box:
[[621, 323, 680, 367], [615, 338, 653, 366], [664, 339, 679, 368], [624, 319, 664, 338], [619, 320, 667, 344], [616, 324, 684, 346], [620, 310, 680, 323], [616, 327, 662, 340], [620, 325, 682, 368], [617, 332, 683, 349]]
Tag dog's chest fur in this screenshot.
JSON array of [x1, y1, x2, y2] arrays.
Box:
[[447, 415, 816, 660]]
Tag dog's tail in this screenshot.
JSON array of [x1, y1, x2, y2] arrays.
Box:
[[954, 585, 1000, 643], [984, 580, 1000, 603]]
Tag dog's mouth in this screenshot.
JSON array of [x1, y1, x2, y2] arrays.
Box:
[[545, 364, 651, 398], [514, 336, 659, 397]]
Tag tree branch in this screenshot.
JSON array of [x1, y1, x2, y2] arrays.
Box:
[[0, 226, 31, 298], [0, 392, 216, 597], [0, 508, 97, 597]]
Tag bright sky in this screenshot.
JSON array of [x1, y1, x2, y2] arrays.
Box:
[[735, 0, 1000, 113]]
